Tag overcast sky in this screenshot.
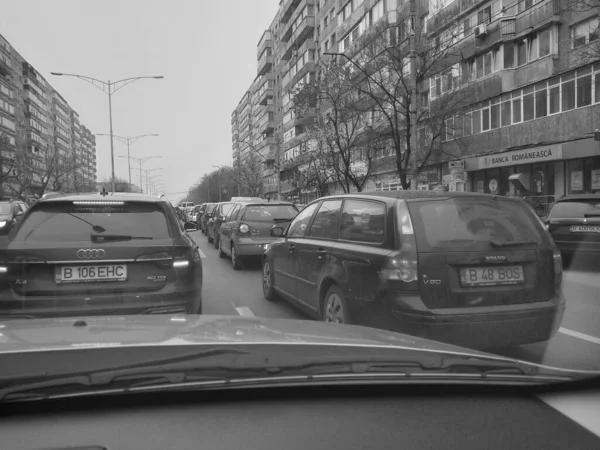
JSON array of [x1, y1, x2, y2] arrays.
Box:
[[1, 0, 279, 201]]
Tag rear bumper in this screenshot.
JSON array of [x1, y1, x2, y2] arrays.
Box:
[[384, 293, 565, 350], [0, 289, 202, 319]]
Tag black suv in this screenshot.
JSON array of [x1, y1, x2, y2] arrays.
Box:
[[545, 194, 600, 266], [262, 191, 565, 350], [0, 192, 203, 319]]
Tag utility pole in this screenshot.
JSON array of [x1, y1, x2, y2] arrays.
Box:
[[408, 0, 419, 190]]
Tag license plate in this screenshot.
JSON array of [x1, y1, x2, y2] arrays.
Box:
[[460, 265, 524, 287], [570, 225, 600, 233], [56, 265, 127, 284]]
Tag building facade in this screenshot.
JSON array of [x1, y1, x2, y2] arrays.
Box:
[[0, 32, 97, 201], [231, 0, 600, 211]]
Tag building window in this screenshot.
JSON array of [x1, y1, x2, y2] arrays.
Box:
[[577, 67, 592, 107], [572, 17, 599, 48], [562, 73, 576, 111]]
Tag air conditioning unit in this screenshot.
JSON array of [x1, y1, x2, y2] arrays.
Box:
[[474, 24, 487, 38]]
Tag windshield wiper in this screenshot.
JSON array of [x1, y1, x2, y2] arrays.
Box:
[[91, 234, 153, 242], [583, 212, 600, 217], [0, 347, 577, 402], [490, 239, 537, 248], [273, 218, 293, 222]]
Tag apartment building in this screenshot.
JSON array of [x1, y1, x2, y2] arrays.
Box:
[[232, 0, 600, 207], [0, 32, 97, 200]]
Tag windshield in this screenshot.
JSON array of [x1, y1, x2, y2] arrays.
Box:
[[408, 197, 544, 251], [0, 0, 598, 396], [549, 199, 600, 218], [242, 205, 298, 221], [13, 202, 171, 242]]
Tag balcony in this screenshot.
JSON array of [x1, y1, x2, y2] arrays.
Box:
[[257, 82, 274, 106], [257, 110, 276, 134], [0, 54, 11, 78], [285, 61, 315, 91], [257, 30, 273, 58], [280, 0, 302, 24], [281, 16, 316, 60], [293, 106, 316, 127], [257, 52, 273, 76]]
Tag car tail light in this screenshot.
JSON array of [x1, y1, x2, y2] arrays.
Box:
[[0, 266, 7, 274], [380, 200, 418, 284], [552, 247, 562, 290], [239, 223, 250, 234], [173, 260, 190, 268]]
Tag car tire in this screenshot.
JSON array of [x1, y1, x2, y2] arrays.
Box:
[[321, 285, 353, 324], [207, 231, 213, 243], [262, 259, 278, 301], [214, 234, 220, 249], [218, 240, 227, 258], [231, 244, 243, 270]]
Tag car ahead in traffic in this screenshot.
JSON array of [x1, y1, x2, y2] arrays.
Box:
[[218, 200, 299, 269], [200, 203, 217, 235], [191, 204, 205, 225], [262, 191, 565, 350], [0, 192, 203, 319], [206, 202, 236, 248], [0, 200, 28, 235], [544, 194, 600, 266]]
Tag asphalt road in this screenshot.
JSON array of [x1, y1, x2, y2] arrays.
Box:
[[191, 230, 600, 372]]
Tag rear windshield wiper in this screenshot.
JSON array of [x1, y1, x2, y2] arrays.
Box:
[[273, 218, 293, 222], [91, 234, 154, 242], [490, 239, 537, 248]]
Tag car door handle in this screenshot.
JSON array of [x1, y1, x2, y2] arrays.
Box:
[[289, 245, 295, 253], [317, 248, 326, 259]]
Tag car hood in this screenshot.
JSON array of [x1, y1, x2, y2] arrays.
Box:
[[0, 315, 493, 357]]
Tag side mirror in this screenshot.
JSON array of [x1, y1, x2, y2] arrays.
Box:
[[15, 210, 23, 217], [184, 222, 199, 232], [270, 227, 284, 237]]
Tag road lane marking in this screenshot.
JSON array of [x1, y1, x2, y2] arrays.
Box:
[[198, 249, 207, 259], [559, 327, 600, 345], [235, 307, 255, 317]]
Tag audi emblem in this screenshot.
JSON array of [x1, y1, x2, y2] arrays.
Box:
[[77, 249, 105, 259]]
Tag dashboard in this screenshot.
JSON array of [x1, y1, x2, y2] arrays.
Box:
[[1, 382, 599, 450]]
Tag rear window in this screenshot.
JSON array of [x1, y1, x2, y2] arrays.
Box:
[[407, 197, 544, 251], [0, 204, 12, 214], [206, 204, 216, 213], [242, 204, 298, 222], [549, 199, 600, 218], [13, 202, 171, 242]]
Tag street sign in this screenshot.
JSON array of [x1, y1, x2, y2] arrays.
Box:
[[448, 160, 465, 170]]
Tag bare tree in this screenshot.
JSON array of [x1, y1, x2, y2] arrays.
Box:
[[99, 176, 133, 193], [326, 19, 474, 189], [0, 134, 18, 200], [288, 128, 333, 198], [239, 154, 264, 197], [557, 0, 600, 66], [293, 59, 387, 193]]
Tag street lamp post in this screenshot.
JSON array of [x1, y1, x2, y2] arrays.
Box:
[[97, 134, 158, 187], [145, 171, 163, 194], [50, 72, 164, 193], [119, 155, 162, 193]]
